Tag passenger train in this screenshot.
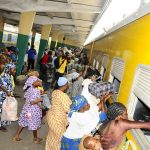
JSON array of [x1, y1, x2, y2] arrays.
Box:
[[85, 5, 150, 150]]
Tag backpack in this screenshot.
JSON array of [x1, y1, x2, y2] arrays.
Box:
[[54, 57, 59, 69]]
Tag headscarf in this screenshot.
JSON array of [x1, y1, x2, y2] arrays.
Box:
[[23, 76, 38, 91], [0, 63, 16, 93], [57, 77, 68, 87], [72, 72, 80, 80], [68, 95, 88, 118], [4, 62, 16, 74]]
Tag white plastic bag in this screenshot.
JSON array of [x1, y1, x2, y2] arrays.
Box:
[[1, 96, 18, 121]]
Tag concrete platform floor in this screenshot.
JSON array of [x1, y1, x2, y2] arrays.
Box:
[[0, 84, 48, 150]]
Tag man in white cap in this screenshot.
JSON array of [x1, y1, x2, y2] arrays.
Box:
[[57, 77, 68, 89]]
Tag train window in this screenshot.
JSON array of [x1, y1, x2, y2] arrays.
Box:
[[100, 54, 109, 80], [11, 35, 17, 43], [143, 0, 150, 4], [7, 34, 12, 42], [100, 66, 106, 79], [93, 59, 96, 68], [3, 34, 8, 42], [127, 65, 150, 148], [113, 77, 121, 93], [96, 61, 99, 70], [108, 58, 125, 101]]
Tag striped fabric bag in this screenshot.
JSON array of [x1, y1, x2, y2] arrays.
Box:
[[88, 81, 114, 98]]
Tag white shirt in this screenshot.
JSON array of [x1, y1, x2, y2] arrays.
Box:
[[63, 103, 100, 139], [81, 79, 100, 106]]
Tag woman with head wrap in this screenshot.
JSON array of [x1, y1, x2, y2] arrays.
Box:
[[60, 94, 109, 150], [13, 76, 43, 143], [45, 77, 72, 150], [0, 63, 16, 132]]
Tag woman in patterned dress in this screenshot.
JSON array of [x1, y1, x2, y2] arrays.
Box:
[[13, 76, 43, 143], [45, 77, 72, 150], [0, 63, 16, 132]]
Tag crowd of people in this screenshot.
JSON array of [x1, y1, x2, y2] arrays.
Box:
[[0, 44, 150, 150]]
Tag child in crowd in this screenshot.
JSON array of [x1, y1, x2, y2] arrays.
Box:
[[83, 102, 150, 150], [13, 76, 43, 144], [60, 93, 111, 150]]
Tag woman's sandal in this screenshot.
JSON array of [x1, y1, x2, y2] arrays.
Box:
[[0, 127, 8, 132], [13, 137, 22, 142], [33, 138, 43, 144]]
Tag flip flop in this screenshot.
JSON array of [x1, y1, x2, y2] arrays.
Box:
[[33, 138, 43, 144], [13, 137, 22, 142], [0, 127, 8, 132]]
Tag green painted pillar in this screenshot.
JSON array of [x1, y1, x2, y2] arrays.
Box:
[[16, 11, 36, 75], [36, 24, 52, 69], [0, 31, 3, 49], [0, 16, 4, 49], [16, 34, 29, 75], [50, 41, 56, 50], [61, 43, 65, 48], [37, 39, 48, 63], [57, 42, 61, 48]]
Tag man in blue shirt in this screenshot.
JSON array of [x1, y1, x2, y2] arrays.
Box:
[[27, 44, 36, 71]]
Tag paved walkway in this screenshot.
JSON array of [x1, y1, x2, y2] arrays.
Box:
[[0, 83, 48, 150]]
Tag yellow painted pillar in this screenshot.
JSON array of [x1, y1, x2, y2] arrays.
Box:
[[50, 30, 59, 50], [0, 16, 4, 49], [31, 29, 36, 45], [16, 11, 36, 75], [57, 33, 64, 47], [37, 24, 52, 68], [89, 42, 95, 64]]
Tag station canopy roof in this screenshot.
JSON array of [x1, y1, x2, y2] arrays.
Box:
[[0, 0, 109, 46]]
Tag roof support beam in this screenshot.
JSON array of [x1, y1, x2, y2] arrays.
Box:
[[0, 0, 101, 13], [2, 13, 93, 26]]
